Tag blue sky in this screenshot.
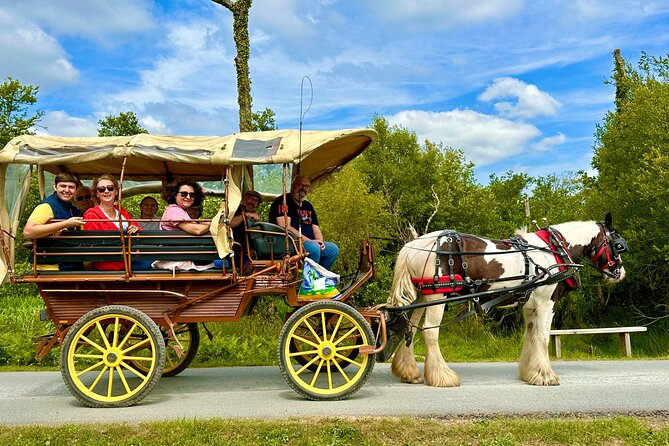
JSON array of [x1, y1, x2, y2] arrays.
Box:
[[2, 0, 669, 182]]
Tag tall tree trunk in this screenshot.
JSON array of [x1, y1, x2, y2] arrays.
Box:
[[211, 0, 253, 132], [613, 49, 628, 113]]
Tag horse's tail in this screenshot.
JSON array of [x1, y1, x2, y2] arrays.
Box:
[[388, 245, 418, 307]]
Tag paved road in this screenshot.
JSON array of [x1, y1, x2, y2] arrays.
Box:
[[1, 361, 668, 425]]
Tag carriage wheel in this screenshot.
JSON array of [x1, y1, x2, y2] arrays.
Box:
[[289, 317, 360, 371], [129, 323, 200, 377], [60, 305, 165, 408], [278, 301, 375, 401]]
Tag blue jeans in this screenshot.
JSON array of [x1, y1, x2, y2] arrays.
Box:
[[303, 241, 339, 271]]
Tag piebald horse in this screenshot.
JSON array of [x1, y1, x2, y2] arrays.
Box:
[[386, 214, 627, 387]]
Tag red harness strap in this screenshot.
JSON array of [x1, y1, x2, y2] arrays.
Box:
[[411, 276, 464, 295], [534, 229, 577, 290]]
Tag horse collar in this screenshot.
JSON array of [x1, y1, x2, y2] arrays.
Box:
[[534, 228, 580, 290]]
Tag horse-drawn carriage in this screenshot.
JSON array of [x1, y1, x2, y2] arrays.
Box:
[[0, 129, 630, 408], [0, 129, 387, 407]]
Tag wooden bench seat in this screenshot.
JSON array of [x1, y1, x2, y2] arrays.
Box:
[[29, 230, 221, 271], [549, 326, 648, 358]]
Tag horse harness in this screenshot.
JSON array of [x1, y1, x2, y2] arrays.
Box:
[[410, 227, 582, 318]]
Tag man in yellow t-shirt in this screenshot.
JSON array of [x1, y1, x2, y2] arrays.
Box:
[[24, 173, 85, 271]]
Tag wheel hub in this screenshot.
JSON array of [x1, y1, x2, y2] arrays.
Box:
[[319, 342, 336, 360], [104, 349, 123, 367]]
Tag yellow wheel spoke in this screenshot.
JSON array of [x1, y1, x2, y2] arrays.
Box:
[[320, 313, 327, 341], [334, 352, 362, 368], [73, 353, 104, 360], [107, 367, 114, 398], [117, 367, 131, 394], [328, 314, 343, 342], [327, 360, 333, 390], [75, 360, 105, 377], [332, 358, 351, 384], [122, 337, 150, 354], [295, 356, 320, 375], [336, 344, 366, 352], [303, 319, 322, 344], [334, 326, 359, 346], [79, 334, 106, 353], [118, 323, 138, 349], [111, 317, 120, 348], [290, 333, 319, 349], [120, 361, 148, 380], [87, 366, 108, 391], [309, 361, 324, 387], [288, 348, 318, 358], [96, 321, 112, 350], [123, 355, 154, 362]]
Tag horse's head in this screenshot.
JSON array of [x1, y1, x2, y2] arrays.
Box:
[[589, 212, 627, 282]]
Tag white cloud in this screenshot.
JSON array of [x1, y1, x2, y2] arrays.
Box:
[[0, 10, 78, 89], [478, 77, 562, 119], [533, 133, 567, 152], [386, 109, 541, 165], [140, 116, 170, 134], [3, 0, 155, 41], [38, 111, 97, 137], [364, 0, 523, 28]]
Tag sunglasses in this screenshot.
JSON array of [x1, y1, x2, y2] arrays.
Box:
[[96, 185, 116, 193], [76, 194, 92, 201], [179, 191, 196, 198]]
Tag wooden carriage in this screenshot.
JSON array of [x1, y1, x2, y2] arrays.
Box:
[[0, 130, 387, 407]]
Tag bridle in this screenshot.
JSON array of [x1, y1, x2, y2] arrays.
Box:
[[590, 222, 627, 279]]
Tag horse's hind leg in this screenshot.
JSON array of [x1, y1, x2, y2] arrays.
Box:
[[391, 307, 424, 384], [423, 303, 460, 387], [518, 292, 559, 386]]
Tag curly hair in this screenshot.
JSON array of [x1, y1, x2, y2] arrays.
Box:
[[162, 179, 205, 207]]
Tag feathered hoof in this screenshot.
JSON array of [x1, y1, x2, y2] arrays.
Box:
[[521, 369, 560, 386], [391, 361, 422, 384], [424, 368, 461, 387]]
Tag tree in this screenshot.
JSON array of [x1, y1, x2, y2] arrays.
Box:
[[590, 51, 669, 317], [251, 107, 276, 131], [97, 111, 148, 137], [0, 77, 44, 147], [211, 0, 253, 132], [355, 116, 480, 239]]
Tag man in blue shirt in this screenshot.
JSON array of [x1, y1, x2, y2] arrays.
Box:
[[268, 176, 338, 270]]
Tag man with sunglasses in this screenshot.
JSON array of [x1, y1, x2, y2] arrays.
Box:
[[269, 176, 339, 270], [23, 172, 84, 271]]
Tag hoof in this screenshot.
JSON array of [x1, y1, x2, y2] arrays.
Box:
[[400, 376, 424, 385], [522, 370, 560, 386], [424, 370, 460, 387]]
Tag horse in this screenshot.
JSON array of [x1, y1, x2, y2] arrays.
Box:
[[384, 213, 627, 387]]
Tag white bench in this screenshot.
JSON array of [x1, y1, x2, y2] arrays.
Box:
[[549, 326, 647, 359]]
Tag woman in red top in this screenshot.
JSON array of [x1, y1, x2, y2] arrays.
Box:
[[84, 174, 140, 270]]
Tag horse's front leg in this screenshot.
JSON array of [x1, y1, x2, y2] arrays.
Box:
[[518, 291, 559, 386], [391, 307, 424, 384], [423, 302, 460, 387]]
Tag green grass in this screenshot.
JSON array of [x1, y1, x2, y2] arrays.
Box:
[[1, 285, 668, 370], [1, 416, 668, 445]]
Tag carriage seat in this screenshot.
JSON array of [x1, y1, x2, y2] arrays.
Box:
[[245, 221, 298, 260], [28, 230, 221, 268]]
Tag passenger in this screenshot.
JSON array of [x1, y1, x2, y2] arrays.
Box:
[[74, 186, 94, 213], [160, 179, 210, 235], [230, 190, 262, 264], [83, 174, 140, 271], [138, 196, 160, 230], [23, 172, 84, 271], [269, 176, 338, 270]]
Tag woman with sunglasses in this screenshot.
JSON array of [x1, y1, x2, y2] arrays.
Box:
[[160, 179, 210, 235], [74, 186, 94, 213], [83, 174, 141, 270]]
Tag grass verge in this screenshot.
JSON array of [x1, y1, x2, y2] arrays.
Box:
[[1, 416, 669, 445]]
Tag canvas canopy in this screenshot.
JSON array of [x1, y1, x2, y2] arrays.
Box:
[[0, 128, 376, 282]]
